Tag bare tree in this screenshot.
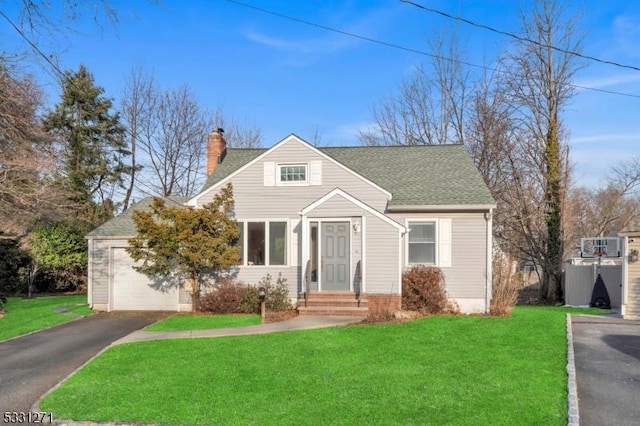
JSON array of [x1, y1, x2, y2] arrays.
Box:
[[138, 85, 209, 197], [359, 31, 470, 146], [0, 67, 72, 235], [120, 67, 154, 210], [565, 158, 640, 248], [120, 72, 263, 202], [502, 0, 585, 302], [211, 106, 262, 148]]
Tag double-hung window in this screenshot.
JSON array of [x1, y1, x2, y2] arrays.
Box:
[[278, 164, 307, 184], [407, 221, 436, 265], [235, 221, 287, 266]]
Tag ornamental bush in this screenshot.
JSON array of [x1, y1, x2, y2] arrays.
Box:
[[198, 278, 245, 314], [199, 273, 293, 314], [402, 265, 449, 314]]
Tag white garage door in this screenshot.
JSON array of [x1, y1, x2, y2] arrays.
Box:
[[112, 248, 178, 311]]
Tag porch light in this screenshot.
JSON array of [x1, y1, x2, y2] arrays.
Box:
[[630, 249, 639, 263], [353, 219, 360, 234]]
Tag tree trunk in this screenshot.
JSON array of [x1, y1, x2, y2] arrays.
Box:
[[190, 274, 200, 312]]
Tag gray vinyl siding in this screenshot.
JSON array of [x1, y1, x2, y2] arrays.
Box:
[[305, 195, 366, 218], [365, 212, 401, 294], [195, 139, 390, 298], [195, 138, 390, 216], [89, 239, 114, 305], [390, 212, 488, 299]]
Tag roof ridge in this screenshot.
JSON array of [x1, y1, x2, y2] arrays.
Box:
[[318, 143, 465, 149]]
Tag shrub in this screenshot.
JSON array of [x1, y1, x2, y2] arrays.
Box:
[[199, 278, 245, 314], [260, 273, 293, 312], [242, 273, 294, 313], [0, 237, 31, 295], [402, 265, 448, 314], [490, 254, 523, 316], [199, 273, 293, 315], [30, 223, 87, 292], [366, 305, 395, 323]]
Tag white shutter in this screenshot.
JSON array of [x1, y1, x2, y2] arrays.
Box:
[[310, 160, 322, 186], [264, 162, 275, 186], [438, 218, 452, 268]]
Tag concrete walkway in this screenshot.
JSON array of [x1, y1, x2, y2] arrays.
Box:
[[113, 315, 365, 345], [571, 314, 640, 426]]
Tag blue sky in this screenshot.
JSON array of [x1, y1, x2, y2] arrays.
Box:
[[2, 0, 639, 189]]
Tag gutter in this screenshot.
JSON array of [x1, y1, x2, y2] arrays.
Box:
[[387, 203, 497, 212]]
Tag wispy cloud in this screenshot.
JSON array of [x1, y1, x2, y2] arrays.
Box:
[[576, 73, 640, 89], [241, 4, 401, 66], [612, 14, 640, 59], [244, 30, 351, 55], [570, 132, 640, 144]]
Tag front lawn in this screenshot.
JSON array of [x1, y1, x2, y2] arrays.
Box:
[[145, 314, 261, 331], [0, 295, 90, 341], [41, 307, 595, 425]]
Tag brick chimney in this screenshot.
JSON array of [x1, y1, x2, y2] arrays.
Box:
[[207, 128, 227, 176]]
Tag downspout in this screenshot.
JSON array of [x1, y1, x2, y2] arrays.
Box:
[[485, 208, 493, 313]]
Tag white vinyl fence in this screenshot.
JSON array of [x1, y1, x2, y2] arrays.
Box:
[[563, 263, 622, 308]]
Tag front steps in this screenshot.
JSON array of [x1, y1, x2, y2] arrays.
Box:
[[297, 292, 368, 316]]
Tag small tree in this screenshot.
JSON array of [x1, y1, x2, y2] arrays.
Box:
[[127, 183, 240, 311], [29, 223, 88, 292]]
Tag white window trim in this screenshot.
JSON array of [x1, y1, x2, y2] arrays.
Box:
[[404, 218, 452, 268], [276, 163, 309, 186], [236, 219, 290, 267], [405, 219, 438, 266], [311, 218, 353, 293]]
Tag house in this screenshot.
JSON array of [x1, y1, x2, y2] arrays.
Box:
[[618, 221, 640, 319], [86, 130, 496, 314]]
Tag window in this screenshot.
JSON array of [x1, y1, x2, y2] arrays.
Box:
[[269, 222, 286, 265], [278, 164, 307, 184], [248, 222, 265, 265], [236, 221, 287, 266], [408, 221, 436, 264]]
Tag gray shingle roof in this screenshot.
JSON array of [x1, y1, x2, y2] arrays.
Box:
[[90, 143, 495, 237], [86, 196, 187, 238], [321, 144, 495, 207], [201, 144, 495, 207]]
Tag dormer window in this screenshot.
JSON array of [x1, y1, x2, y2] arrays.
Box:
[[278, 164, 307, 184]]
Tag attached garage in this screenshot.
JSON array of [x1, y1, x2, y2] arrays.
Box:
[[86, 198, 192, 312], [111, 248, 178, 311]]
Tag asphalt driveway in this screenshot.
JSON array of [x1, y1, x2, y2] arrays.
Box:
[[0, 312, 169, 414], [572, 315, 640, 426]]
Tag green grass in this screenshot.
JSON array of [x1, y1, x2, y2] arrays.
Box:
[[41, 307, 605, 425], [145, 314, 261, 331], [0, 295, 91, 341]]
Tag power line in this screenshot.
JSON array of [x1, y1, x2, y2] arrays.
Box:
[[0, 10, 67, 79], [224, 0, 640, 99], [400, 0, 640, 73], [0, 9, 168, 206]]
